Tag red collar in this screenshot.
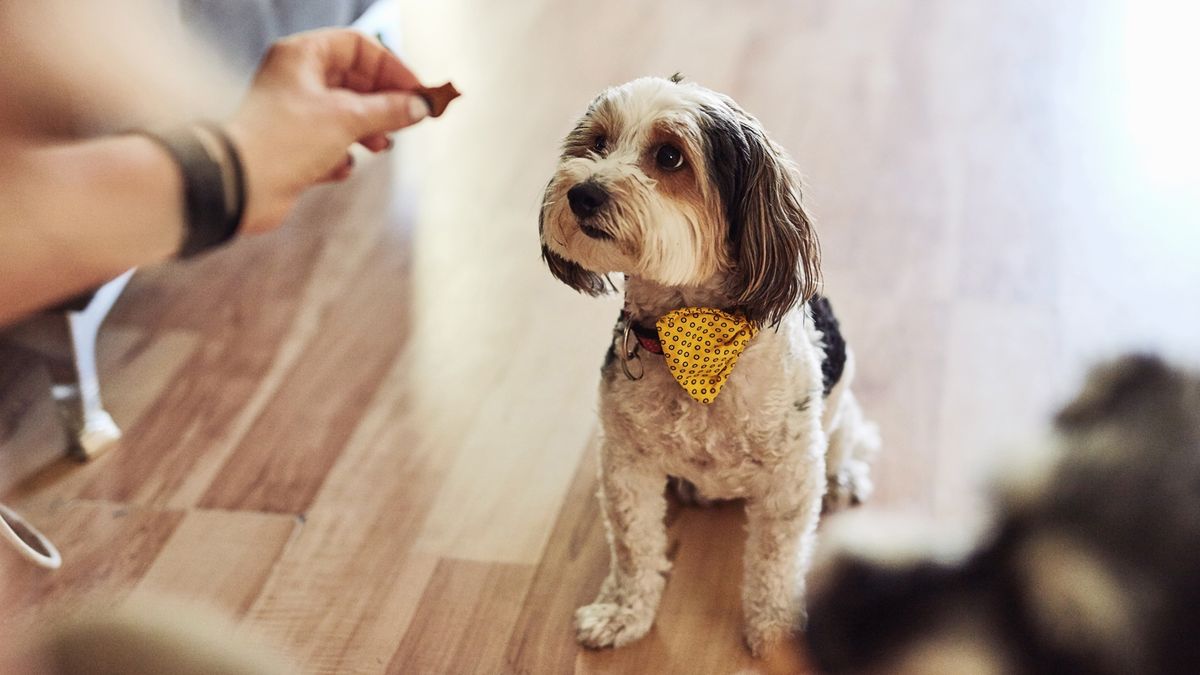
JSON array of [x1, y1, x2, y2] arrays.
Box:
[[620, 311, 663, 355]]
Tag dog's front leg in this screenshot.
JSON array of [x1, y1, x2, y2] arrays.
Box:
[[741, 461, 824, 656], [575, 448, 669, 649]]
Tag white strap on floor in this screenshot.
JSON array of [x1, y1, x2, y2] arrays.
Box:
[[0, 502, 62, 569]]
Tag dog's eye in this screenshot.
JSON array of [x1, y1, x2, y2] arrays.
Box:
[[592, 135, 607, 154], [655, 144, 684, 171]]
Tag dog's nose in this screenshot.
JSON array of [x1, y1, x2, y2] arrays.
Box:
[[567, 182, 609, 218]]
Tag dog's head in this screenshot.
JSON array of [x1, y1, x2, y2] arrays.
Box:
[[539, 76, 820, 325]]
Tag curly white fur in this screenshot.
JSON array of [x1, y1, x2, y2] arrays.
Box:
[[541, 77, 880, 655], [585, 282, 877, 654]]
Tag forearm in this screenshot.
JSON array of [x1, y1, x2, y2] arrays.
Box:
[[0, 29, 437, 327], [0, 135, 184, 324]]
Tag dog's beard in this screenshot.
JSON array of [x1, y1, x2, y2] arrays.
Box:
[[541, 163, 719, 287], [541, 177, 632, 275]]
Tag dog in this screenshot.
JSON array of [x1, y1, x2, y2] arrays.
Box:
[[539, 75, 880, 655], [806, 354, 1200, 674]]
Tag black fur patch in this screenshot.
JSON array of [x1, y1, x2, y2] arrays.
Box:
[[809, 294, 846, 397], [698, 104, 754, 249], [1055, 353, 1170, 430], [541, 245, 608, 295], [603, 342, 617, 370], [539, 180, 608, 296], [806, 556, 970, 674], [698, 102, 819, 326]]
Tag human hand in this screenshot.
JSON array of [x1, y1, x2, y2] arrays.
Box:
[[226, 29, 433, 234]]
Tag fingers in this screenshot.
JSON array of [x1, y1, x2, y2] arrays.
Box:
[[310, 29, 422, 92], [319, 153, 355, 184], [319, 132, 394, 185], [358, 133, 392, 153], [347, 91, 430, 138]]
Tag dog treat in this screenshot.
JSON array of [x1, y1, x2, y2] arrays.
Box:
[[414, 82, 461, 118]]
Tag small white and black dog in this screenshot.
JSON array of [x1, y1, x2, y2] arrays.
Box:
[[807, 354, 1200, 674], [539, 76, 880, 654]]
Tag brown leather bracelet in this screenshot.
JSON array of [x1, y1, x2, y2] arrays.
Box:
[[139, 124, 245, 258], [199, 122, 247, 241]]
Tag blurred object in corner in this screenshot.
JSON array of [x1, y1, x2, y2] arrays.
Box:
[[807, 354, 1200, 675], [0, 0, 240, 139], [11, 598, 293, 675]]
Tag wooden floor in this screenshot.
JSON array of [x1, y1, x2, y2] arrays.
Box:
[[3, 1, 1199, 673]]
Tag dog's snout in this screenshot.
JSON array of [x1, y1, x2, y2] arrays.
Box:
[[567, 182, 609, 218]]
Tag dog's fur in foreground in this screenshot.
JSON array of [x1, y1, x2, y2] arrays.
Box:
[[807, 354, 1200, 674], [540, 76, 879, 654]]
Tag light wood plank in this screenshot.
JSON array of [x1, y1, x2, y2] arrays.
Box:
[[125, 509, 299, 618], [503, 440, 611, 675], [408, 311, 608, 564], [387, 559, 535, 675], [198, 240, 411, 513], [237, 356, 453, 673]]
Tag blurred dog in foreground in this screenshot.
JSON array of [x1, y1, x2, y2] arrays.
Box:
[[807, 354, 1200, 674], [6, 600, 290, 675]]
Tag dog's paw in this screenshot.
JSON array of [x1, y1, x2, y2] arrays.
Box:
[[574, 602, 654, 649], [822, 462, 874, 514], [743, 618, 796, 658]]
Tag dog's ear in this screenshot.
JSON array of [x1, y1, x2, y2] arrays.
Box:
[[703, 102, 821, 326], [541, 246, 609, 295], [1055, 354, 1174, 430], [539, 184, 609, 296]]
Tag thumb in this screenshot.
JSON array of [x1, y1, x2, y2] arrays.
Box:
[[350, 92, 430, 136]]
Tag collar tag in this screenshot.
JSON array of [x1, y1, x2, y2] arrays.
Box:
[[618, 320, 645, 380]]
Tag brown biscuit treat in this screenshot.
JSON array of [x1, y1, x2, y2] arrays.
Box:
[[414, 82, 461, 117]]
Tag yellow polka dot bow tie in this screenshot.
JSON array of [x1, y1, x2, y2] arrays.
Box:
[[654, 308, 759, 404]]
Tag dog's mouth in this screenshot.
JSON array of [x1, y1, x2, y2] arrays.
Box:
[[578, 218, 614, 240]]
